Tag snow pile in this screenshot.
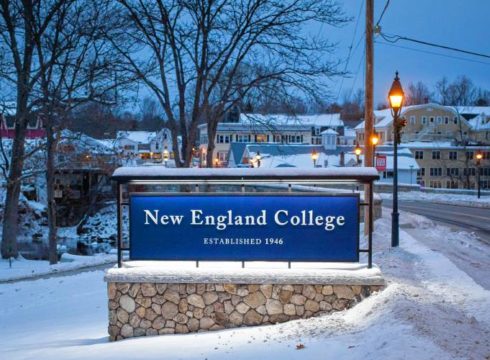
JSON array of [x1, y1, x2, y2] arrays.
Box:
[[0, 253, 115, 282], [380, 190, 490, 207]]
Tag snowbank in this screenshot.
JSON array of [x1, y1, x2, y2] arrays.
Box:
[[380, 191, 490, 208], [0, 253, 116, 282]]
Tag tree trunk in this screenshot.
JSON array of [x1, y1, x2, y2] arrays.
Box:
[[1, 111, 28, 259], [46, 124, 58, 264], [206, 124, 217, 168]]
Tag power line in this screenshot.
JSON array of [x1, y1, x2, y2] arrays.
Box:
[[335, 1, 364, 103], [379, 32, 490, 60], [375, 40, 490, 66], [376, 0, 390, 27], [348, 43, 366, 101]]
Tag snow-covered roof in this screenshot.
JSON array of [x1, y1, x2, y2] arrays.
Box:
[[116, 131, 156, 144], [355, 103, 465, 130], [400, 141, 490, 149], [321, 129, 338, 135], [59, 130, 115, 154], [455, 106, 490, 115], [343, 127, 356, 138], [240, 113, 344, 127]]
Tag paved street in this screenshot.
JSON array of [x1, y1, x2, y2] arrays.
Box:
[[386, 200, 490, 245]]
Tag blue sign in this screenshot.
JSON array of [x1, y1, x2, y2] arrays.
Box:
[[129, 194, 359, 262]]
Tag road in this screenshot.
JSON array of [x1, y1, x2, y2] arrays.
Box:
[[384, 200, 490, 289], [386, 200, 490, 245]]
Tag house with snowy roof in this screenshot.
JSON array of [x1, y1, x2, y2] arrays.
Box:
[[115, 129, 172, 165], [354, 103, 490, 189], [198, 113, 346, 167], [0, 102, 46, 139], [227, 130, 419, 185]]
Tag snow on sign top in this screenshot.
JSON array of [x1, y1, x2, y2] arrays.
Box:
[[112, 166, 379, 180]]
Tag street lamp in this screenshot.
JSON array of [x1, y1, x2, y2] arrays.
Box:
[[476, 152, 483, 198], [255, 151, 261, 168], [311, 149, 319, 167], [409, 165, 414, 186], [371, 132, 379, 165], [388, 71, 405, 247], [354, 142, 362, 166], [214, 158, 220, 168], [163, 146, 169, 167]]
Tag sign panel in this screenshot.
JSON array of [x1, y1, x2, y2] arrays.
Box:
[[130, 194, 359, 262], [375, 155, 387, 172]]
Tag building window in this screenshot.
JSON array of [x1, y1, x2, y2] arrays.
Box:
[[444, 116, 449, 124], [124, 145, 135, 150], [446, 168, 459, 176], [217, 135, 230, 143], [463, 168, 477, 176], [217, 151, 228, 162], [429, 180, 442, 188], [236, 134, 250, 143], [415, 151, 424, 159], [449, 151, 457, 160], [466, 151, 474, 160], [254, 134, 267, 143], [430, 168, 442, 176], [422, 116, 427, 125], [430, 117, 435, 123], [432, 151, 441, 160], [417, 168, 425, 177], [454, 117, 458, 124], [437, 116, 442, 124], [410, 116, 416, 125]]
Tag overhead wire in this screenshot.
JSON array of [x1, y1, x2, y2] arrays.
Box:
[[335, 1, 364, 103], [375, 0, 390, 27], [379, 32, 490, 60], [375, 40, 490, 66]]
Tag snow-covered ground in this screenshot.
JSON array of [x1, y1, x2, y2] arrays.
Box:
[[0, 211, 489, 359], [0, 253, 116, 282], [380, 190, 490, 208]]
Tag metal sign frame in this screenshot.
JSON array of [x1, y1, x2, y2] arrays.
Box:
[[113, 169, 378, 268]]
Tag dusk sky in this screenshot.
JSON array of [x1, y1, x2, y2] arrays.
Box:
[[328, 0, 490, 106]]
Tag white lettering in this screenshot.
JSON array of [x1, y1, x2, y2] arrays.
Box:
[[144, 210, 159, 225]]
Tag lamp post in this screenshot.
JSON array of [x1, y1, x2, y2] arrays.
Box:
[[409, 165, 414, 186], [371, 132, 379, 165], [388, 71, 405, 247], [255, 151, 261, 168], [354, 142, 362, 166], [163, 146, 169, 167], [476, 152, 483, 198], [214, 157, 220, 168], [311, 149, 319, 167]]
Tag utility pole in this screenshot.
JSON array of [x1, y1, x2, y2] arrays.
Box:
[[364, 0, 374, 234]]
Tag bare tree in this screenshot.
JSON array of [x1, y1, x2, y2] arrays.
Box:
[[405, 81, 432, 105], [106, 0, 348, 167], [33, 0, 129, 264], [435, 75, 477, 106], [0, 0, 127, 261], [0, 0, 65, 259]]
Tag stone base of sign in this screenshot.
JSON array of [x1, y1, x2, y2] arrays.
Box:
[[105, 264, 385, 341]]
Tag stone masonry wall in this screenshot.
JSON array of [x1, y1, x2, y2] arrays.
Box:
[[107, 282, 383, 341]]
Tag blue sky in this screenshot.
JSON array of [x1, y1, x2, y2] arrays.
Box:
[[327, 0, 490, 105]]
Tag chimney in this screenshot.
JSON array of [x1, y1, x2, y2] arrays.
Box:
[[340, 151, 345, 167]]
